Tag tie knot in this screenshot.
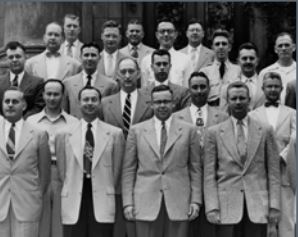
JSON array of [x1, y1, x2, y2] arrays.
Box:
[[237, 120, 243, 126], [11, 123, 15, 128], [87, 123, 92, 129], [68, 42, 73, 48], [191, 47, 197, 52], [161, 121, 166, 127], [127, 93, 131, 99], [264, 101, 279, 107], [87, 74, 92, 80]]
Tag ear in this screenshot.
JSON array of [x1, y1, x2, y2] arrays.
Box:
[[22, 100, 27, 112]]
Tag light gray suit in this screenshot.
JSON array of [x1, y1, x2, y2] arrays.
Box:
[[60, 40, 84, 62], [119, 43, 155, 65]]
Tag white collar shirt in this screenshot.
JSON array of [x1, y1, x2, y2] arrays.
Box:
[[81, 118, 98, 150], [82, 70, 98, 87], [103, 50, 118, 77], [9, 71, 25, 86], [120, 89, 138, 121], [231, 115, 248, 142], [5, 118, 24, 152], [189, 103, 208, 126], [153, 115, 172, 148], [265, 103, 280, 131], [45, 49, 61, 79]]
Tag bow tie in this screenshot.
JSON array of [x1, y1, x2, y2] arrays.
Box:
[[46, 51, 61, 58], [264, 101, 279, 107]]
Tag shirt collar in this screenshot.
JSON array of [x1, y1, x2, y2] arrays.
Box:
[[231, 115, 248, 128], [10, 71, 25, 83], [120, 89, 138, 98], [128, 43, 142, 51], [103, 49, 118, 59], [37, 109, 67, 123], [45, 49, 61, 57], [240, 73, 258, 82], [187, 44, 202, 53], [274, 61, 296, 71], [81, 118, 98, 130], [83, 70, 98, 78], [190, 103, 207, 112], [153, 115, 172, 128], [214, 58, 230, 66], [5, 118, 24, 130], [154, 79, 169, 86], [66, 39, 79, 47]]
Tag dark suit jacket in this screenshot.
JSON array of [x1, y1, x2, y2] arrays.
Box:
[[285, 79, 296, 109], [0, 71, 44, 119]]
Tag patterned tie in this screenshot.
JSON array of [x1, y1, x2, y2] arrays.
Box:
[[196, 108, 205, 147], [160, 121, 167, 158], [66, 43, 73, 57], [12, 74, 18, 87], [83, 123, 94, 178], [6, 123, 15, 160], [122, 93, 131, 138], [86, 74, 92, 87], [130, 46, 138, 58], [236, 120, 247, 165], [106, 54, 114, 77], [219, 62, 225, 79]]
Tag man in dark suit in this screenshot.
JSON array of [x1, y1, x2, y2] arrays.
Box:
[[0, 41, 44, 119], [285, 79, 296, 109], [204, 81, 281, 237], [140, 49, 190, 112]]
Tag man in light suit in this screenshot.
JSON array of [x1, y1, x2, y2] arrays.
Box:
[[25, 22, 81, 81], [122, 85, 202, 237], [140, 49, 190, 112], [102, 57, 153, 237], [204, 81, 281, 237], [250, 72, 296, 237], [0, 87, 51, 237], [173, 71, 228, 237], [0, 41, 44, 119], [120, 19, 155, 66], [56, 86, 125, 237], [60, 14, 84, 61], [64, 42, 119, 118], [179, 18, 214, 72]]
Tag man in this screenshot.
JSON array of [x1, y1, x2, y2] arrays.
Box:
[[285, 79, 296, 109], [27, 79, 78, 237], [179, 19, 214, 72], [200, 29, 240, 107], [0, 87, 51, 237], [0, 41, 44, 119], [25, 22, 81, 81], [259, 32, 296, 104], [204, 81, 281, 237], [140, 18, 192, 87], [122, 85, 202, 237], [60, 14, 84, 61], [64, 42, 118, 118], [173, 71, 228, 237], [119, 19, 155, 65], [56, 86, 125, 237], [98, 20, 126, 79], [250, 72, 296, 237], [140, 49, 190, 112], [102, 57, 153, 237]]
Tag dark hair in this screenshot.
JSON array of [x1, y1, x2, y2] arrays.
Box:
[[3, 86, 25, 101], [186, 18, 203, 31], [156, 17, 176, 30], [151, 85, 173, 100], [101, 20, 121, 33], [188, 71, 210, 87], [238, 42, 259, 57], [127, 19, 143, 27], [63, 14, 80, 25], [212, 29, 230, 42], [275, 32, 295, 43], [151, 49, 171, 64], [80, 42, 101, 54], [226, 81, 250, 99], [5, 41, 26, 53], [43, 79, 65, 94], [78, 86, 102, 102], [263, 71, 282, 84]]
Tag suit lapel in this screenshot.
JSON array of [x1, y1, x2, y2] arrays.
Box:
[[275, 106, 289, 132], [197, 47, 210, 70], [39, 53, 47, 78], [72, 74, 84, 97], [206, 106, 220, 127], [143, 119, 160, 159], [108, 94, 123, 127], [57, 56, 69, 80], [98, 53, 106, 75], [14, 122, 33, 160], [69, 122, 84, 170], [0, 119, 7, 158], [163, 119, 182, 157], [132, 91, 151, 124]]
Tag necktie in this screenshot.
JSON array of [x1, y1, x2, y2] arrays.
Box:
[[66, 43, 73, 57], [131, 46, 138, 58], [219, 62, 225, 79], [106, 54, 114, 77], [122, 93, 131, 138], [6, 123, 15, 160], [196, 108, 205, 147], [83, 123, 94, 178], [236, 120, 247, 165], [160, 121, 167, 158], [12, 74, 18, 87], [264, 101, 279, 107], [190, 47, 197, 70], [86, 74, 92, 87]]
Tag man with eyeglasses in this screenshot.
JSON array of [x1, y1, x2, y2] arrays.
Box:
[[122, 84, 202, 237], [140, 18, 192, 87]]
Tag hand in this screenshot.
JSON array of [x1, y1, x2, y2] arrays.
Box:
[[268, 208, 280, 224], [124, 205, 135, 221], [188, 203, 200, 221], [206, 210, 220, 224]]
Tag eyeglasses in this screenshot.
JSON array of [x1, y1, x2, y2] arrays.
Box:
[[157, 29, 175, 34], [214, 42, 228, 47], [152, 100, 172, 105], [119, 68, 137, 75]]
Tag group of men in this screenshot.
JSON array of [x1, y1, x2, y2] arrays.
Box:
[[0, 13, 296, 237]]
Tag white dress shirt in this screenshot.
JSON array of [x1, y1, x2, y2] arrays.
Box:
[[153, 115, 172, 148], [81, 118, 98, 149], [265, 104, 280, 131], [5, 118, 24, 152], [120, 89, 138, 121], [103, 50, 118, 77], [45, 50, 61, 79], [187, 44, 202, 71], [231, 116, 248, 142], [9, 71, 25, 86], [189, 103, 207, 126], [240, 73, 258, 99], [63, 39, 79, 57], [82, 70, 98, 87]]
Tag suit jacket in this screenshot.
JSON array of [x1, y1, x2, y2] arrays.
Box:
[[60, 40, 84, 62], [0, 119, 51, 222], [122, 117, 202, 221], [179, 45, 215, 71], [119, 43, 155, 65], [25, 51, 82, 81], [249, 105, 296, 186], [63, 72, 119, 119], [285, 79, 296, 109], [286, 136, 296, 193], [140, 81, 190, 112], [204, 116, 280, 224], [0, 71, 45, 119], [55, 119, 125, 224]]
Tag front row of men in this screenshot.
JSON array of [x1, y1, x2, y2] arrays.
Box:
[[0, 70, 295, 237]]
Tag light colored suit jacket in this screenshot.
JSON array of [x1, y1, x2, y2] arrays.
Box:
[[204, 116, 280, 224], [249, 105, 296, 185], [63, 72, 119, 119], [179, 45, 215, 72], [119, 43, 155, 65], [55, 120, 125, 224], [60, 40, 84, 62], [0, 119, 51, 222], [25, 51, 82, 81], [122, 118, 202, 221]]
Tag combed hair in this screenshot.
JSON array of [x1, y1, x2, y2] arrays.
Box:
[[188, 71, 210, 87], [151, 49, 171, 64]]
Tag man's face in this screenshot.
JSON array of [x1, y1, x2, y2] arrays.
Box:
[[81, 47, 100, 72], [274, 35, 295, 61], [212, 36, 230, 61], [151, 55, 171, 83], [126, 23, 144, 46], [43, 82, 63, 111], [227, 87, 250, 120], [79, 89, 100, 117], [189, 76, 210, 107], [156, 22, 177, 49], [101, 27, 121, 52], [262, 78, 283, 102], [6, 47, 26, 74], [186, 23, 204, 46], [2, 90, 26, 123], [151, 90, 174, 121], [238, 49, 258, 75], [44, 23, 63, 52], [63, 17, 80, 42], [118, 58, 139, 93]]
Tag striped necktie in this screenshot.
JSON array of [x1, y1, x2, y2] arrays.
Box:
[[12, 74, 18, 87], [6, 123, 15, 160], [160, 121, 167, 158], [122, 93, 131, 138], [236, 120, 247, 165], [84, 123, 94, 178]]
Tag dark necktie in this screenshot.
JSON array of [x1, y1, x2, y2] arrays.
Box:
[[160, 121, 167, 158], [83, 123, 94, 178], [122, 93, 131, 138], [236, 120, 247, 165], [6, 123, 15, 160], [86, 74, 92, 87], [264, 101, 279, 107], [12, 74, 18, 87], [219, 62, 225, 79], [131, 46, 138, 58], [196, 108, 205, 147]]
